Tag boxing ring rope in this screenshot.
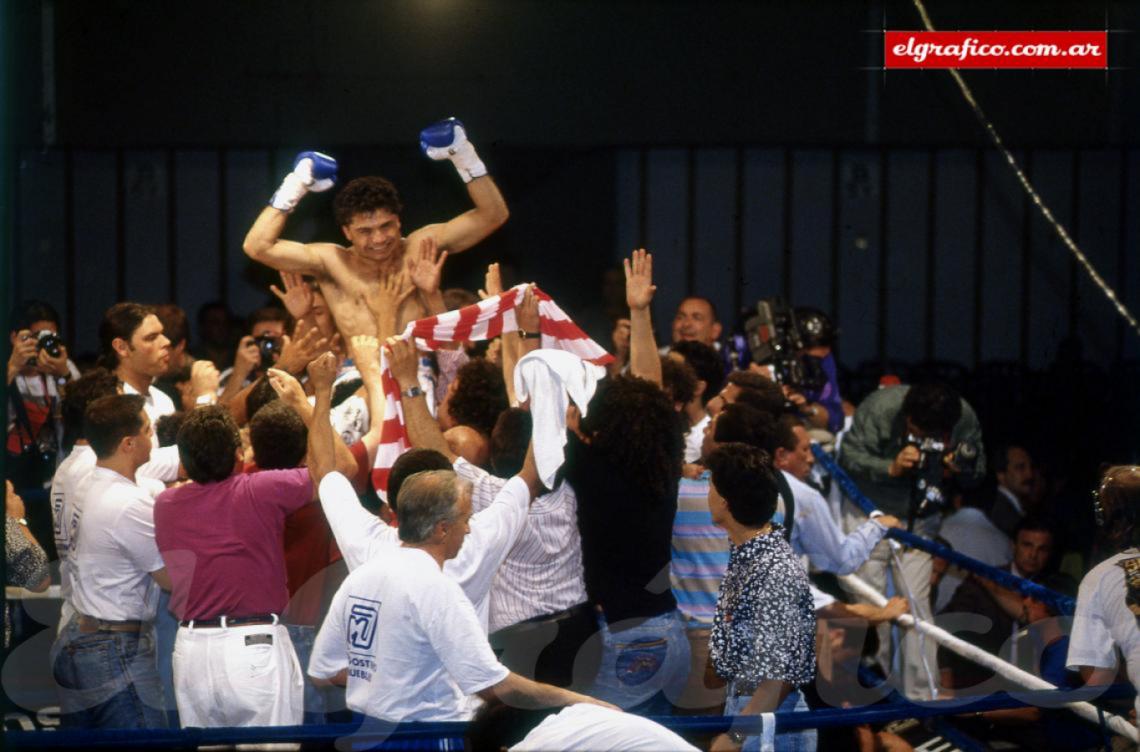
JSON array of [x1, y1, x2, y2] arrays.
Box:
[[7, 685, 1136, 750], [809, 444, 1137, 741], [811, 444, 1077, 615], [840, 571, 1139, 743]]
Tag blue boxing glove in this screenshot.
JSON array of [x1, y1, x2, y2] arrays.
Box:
[[269, 151, 338, 212], [419, 118, 487, 183]]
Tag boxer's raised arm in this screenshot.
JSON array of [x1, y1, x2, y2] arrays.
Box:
[[415, 118, 509, 254], [243, 208, 326, 274], [243, 152, 338, 273]]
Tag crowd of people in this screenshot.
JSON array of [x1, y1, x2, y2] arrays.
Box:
[[5, 121, 1140, 752]]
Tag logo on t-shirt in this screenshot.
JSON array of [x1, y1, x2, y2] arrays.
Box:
[[348, 597, 380, 651]]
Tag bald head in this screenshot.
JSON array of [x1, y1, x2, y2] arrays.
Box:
[[396, 469, 472, 544]]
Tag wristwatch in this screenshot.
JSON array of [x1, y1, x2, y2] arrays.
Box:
[[402, 385, 424, 399], [517, 329, 541, 340], [727, 729, 747, 746]]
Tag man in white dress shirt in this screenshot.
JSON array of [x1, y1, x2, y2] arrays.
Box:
[[763, 412, 902, 574], [49, 394, 172, 728], [99, 302, 177, 433]]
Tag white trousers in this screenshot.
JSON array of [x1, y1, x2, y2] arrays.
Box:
[[172, 620, 303, 729]]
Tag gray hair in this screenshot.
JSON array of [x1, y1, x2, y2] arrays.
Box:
[[396, 470, 471, 544]]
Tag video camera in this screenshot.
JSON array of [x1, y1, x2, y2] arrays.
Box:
[[729, 298, 825, 392], [906, 433, 980, 521]]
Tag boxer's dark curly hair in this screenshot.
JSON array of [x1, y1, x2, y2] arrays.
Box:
[[581, 375, 683, 499], [334, 177, 404, 226], [448, 359, 508, 439]]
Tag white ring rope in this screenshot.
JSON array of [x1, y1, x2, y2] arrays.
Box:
[[906, 0, 1140, 339], [839, 572, 1140, 742]]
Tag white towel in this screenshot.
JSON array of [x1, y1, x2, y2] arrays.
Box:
[[513, 350, 606, 489]]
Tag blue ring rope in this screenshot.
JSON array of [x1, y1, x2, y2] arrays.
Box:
[[811, 444, 1077, 615], [7, 684, 1134, 749]]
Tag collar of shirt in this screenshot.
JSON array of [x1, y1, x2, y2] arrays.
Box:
[[997, 484, 1025, 517], [121, 380, 155, 406]]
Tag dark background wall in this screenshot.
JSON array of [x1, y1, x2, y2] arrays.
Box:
[[7, 0, 1140, 374]]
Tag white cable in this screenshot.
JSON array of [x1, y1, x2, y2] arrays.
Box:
[[839, 572, 1139, 742]]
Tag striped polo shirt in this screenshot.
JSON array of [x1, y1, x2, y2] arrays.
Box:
[[670, 474, 730, 629]]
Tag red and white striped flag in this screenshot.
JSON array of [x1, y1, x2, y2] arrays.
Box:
[[371, 284, 613, 495]]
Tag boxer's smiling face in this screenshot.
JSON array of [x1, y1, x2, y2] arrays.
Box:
[[343, 209, 402, 262]]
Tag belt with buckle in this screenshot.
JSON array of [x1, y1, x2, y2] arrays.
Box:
[[179, 613, 278, 629], [77, 614, 145, 633]]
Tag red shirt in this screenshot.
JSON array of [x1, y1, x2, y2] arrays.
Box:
[[154, 468, 311, 620]]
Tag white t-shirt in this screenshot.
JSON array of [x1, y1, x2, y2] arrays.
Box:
[[512, 704, 699, 751], [69, 466, 165, 621], [121, 380, 176, 447], [308, 546, 509, 722], [317, 470, 530, 629], [1067, 550, 1140, 720], [684, 414, 710, 464], [51, 444, 181, 630]]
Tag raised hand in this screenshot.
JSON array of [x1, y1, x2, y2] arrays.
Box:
[[478, 262, 503, 300], [348, 335, 381, 374], [516, 284, 540, 333], [277, 323, 329, 375], [189, 360, 220, 401], [306, 351, 339, 394], [406, 236, 449, 295], [266, 368, 308, 413], [624, 248, 656, 311], [383, 337, 419, 389], [269, 271, 315, 320]]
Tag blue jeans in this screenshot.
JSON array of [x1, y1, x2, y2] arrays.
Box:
[[724, 685, 815, 752], [589, 610, 690, 715], [50, 618, 168, 729], [286, 622, 328, 724]]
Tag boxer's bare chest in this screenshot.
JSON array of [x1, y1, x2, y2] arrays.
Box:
[[319, 242, 424, 337]]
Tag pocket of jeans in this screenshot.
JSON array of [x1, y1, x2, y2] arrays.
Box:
[[54, 636, 116, 689], [613, 637, 668, 687]]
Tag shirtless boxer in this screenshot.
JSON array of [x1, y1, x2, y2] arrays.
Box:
[[242, 119, 508, 341]]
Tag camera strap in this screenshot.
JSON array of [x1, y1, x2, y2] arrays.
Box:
[[7, 376, 56, 452]]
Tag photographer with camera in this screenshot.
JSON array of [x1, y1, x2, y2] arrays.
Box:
[[217, 306, 292, 401], [838, 382, 984, 701], [7, 301, 79, 493]]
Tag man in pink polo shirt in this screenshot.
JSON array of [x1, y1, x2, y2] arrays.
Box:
[[154, 352, 349, 729]]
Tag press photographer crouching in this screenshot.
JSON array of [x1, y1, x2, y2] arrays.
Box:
[[837, 381, 985, 701]]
